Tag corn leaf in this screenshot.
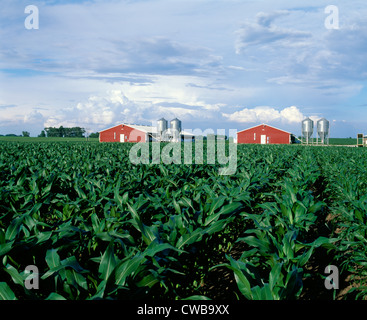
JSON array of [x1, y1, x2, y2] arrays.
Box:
[[114, 252, 146, 286], [0, 282, 17, 300], [99, 242, 117, 281]]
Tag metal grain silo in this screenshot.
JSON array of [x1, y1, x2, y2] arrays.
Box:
[[170, 118, 182, 142], [317, 118, 329, 144], [157, 118, 168, 141], [302, 117, 314, 144]]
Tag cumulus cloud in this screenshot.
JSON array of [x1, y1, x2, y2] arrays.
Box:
[[24, 110, 45, 124], [43, 88, 226, 131], [154, 102, 223, 122], [44, 90, 144, 129], [222, 106, 304, 124], [280, 106, 304, 123]]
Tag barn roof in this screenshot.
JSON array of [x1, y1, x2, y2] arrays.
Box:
[[128, 124, 157, 134], [237, 123, 291, 135], [98, 123, 156, 133]]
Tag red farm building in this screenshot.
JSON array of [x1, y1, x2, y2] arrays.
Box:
[[237, 124, 295, 145], [99, 123, 195, 143], [99, 124, 152, 143]]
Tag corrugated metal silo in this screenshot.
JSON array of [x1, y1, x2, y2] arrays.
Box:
[[302, 117, 314, 144], [157, 118, 168, 141], [170, 118, 182, 142], [317, 118, 330, 144]]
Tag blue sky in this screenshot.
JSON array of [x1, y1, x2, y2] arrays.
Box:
[[0, 0, 366, 137]]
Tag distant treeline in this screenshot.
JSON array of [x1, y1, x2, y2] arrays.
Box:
[[0, 127, 99, 138], [41, 127, 99, 138], [44, 126, 86, 137]]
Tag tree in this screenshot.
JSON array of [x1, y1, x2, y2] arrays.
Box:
[[38, 130, 46, 137], [63, 127, 85, 137], [89, 132, 99, 138], [44, 127, 60, 137], [22, 131, 30, 137], [58, 126, 65, 137]]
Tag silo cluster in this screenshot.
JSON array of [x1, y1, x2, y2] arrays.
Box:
[[157, 117, 182, 142], [301, 117, 330, 145]]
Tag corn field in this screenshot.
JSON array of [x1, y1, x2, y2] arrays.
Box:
[[0, 141, 366, 300]]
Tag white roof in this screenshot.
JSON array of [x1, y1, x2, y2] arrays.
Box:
[[180, 131, 195, 137], [128, 124, 157, 133], [99, 123, 156, 133]]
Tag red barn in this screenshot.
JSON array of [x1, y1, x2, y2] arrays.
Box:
[[237, 124, 292, 144], [99, 124, 154, 143]]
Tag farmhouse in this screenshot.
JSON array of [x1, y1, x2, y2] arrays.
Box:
[[99, 123, 195, 143], [237, 123, 296, 145]]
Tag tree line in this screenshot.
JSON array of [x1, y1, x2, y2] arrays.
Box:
[[44, 126, 85, 137], [42, 126, 98, 138], [1, 127, 99, 138]]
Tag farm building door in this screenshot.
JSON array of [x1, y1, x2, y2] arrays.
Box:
[[261, 135, 266, 144], [120, 134, 125, 142]]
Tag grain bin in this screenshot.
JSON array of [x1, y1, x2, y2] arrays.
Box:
[[317, 118, 329, 144], [302, 118, 314, 144], [157, 118, 168, 141], [170, 118, 182, 142]]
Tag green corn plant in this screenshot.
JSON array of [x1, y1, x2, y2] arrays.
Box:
[[0, 140, 365, 300], [213, 254, 303, 300], [0, 282, 17, 300]]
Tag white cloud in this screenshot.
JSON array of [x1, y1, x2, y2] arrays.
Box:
[[44, 90, 144, 129], [42, 85, 226, 131], [24, 110, 45, 124], [280, 106, 304, 123], [222, 105, 304, 124]]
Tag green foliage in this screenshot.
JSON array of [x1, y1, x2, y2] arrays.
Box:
[[0, 141, 366, 300], [44, 126, 86, 138]]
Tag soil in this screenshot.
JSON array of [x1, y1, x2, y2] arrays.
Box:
[[199, 241, 247, 300]]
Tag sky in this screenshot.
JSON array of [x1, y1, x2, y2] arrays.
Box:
[[0, 0, 366, 138]]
